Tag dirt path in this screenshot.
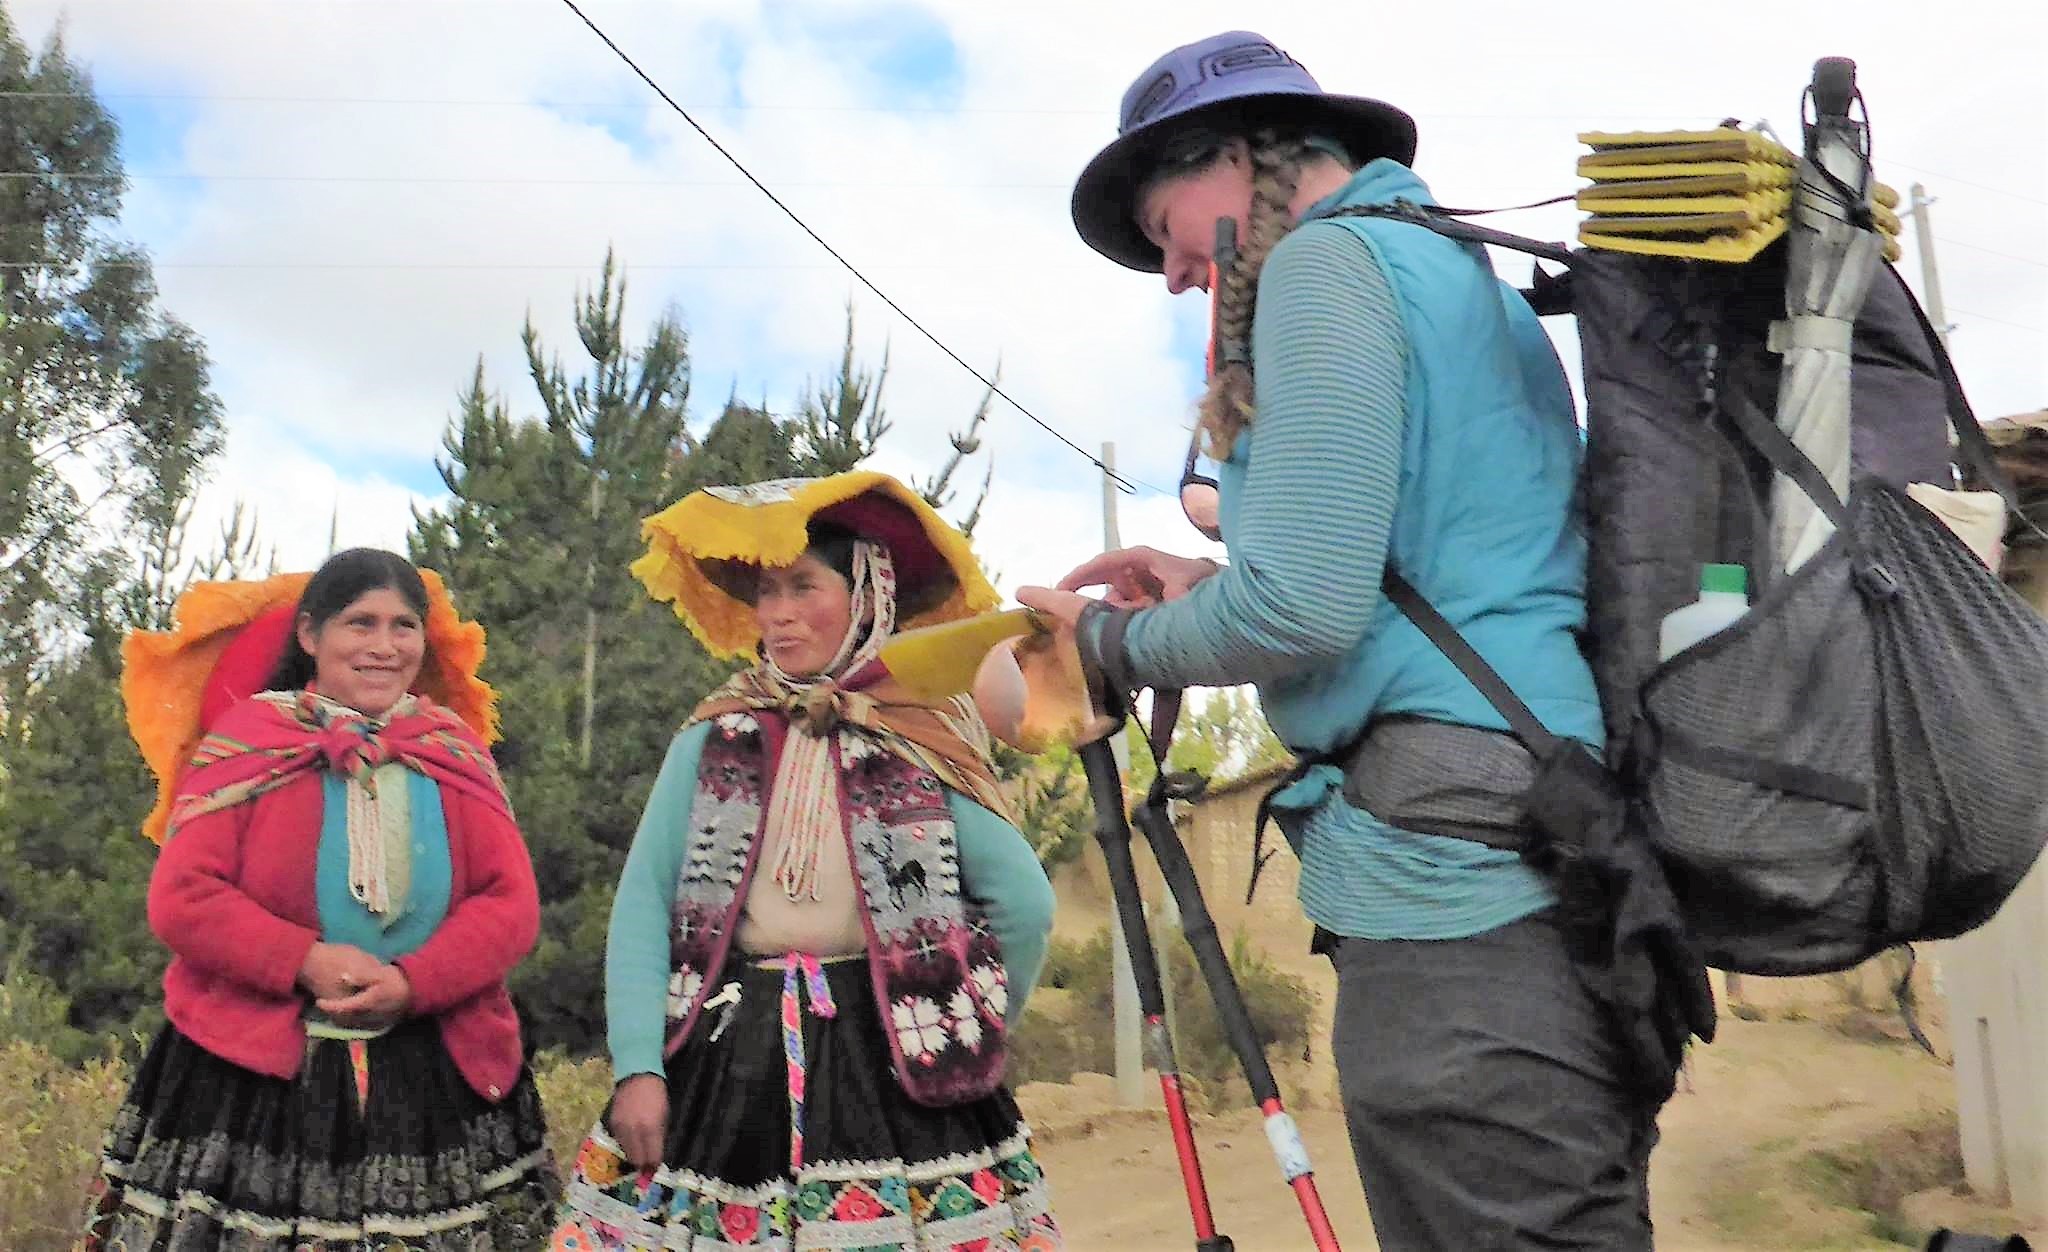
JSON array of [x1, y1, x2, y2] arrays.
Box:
[[1024, 1016, 2011, 1251]]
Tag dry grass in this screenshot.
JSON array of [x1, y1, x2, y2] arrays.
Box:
[[0, 1041, 132, 1252], [531, 1050, 613, 1174], [1702, 1105, 1964, 1249]]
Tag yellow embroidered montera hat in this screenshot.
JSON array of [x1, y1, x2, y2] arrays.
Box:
[[631, 470, 1000, 660]]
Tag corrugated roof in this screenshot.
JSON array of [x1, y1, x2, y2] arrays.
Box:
[[1986, 408, 2048, 444]]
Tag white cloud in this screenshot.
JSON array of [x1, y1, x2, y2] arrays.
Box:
[[186, 416, 428, 568], [13, 0, 2042, 590]]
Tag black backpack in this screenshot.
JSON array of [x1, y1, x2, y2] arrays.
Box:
[[1339, 200, 2048, 979]]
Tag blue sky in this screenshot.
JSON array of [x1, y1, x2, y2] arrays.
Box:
[[13, 0, 2042, 588]]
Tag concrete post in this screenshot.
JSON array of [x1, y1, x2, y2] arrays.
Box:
[[1943, 545, 2048, 1215]]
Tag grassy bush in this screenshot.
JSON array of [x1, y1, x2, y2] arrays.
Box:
[[1005, 986, 1092, 1088], [1005, 925, 1316, 1100], [532, 1049, 612, 1174], [1797, 1110, 1963, 1244], [1703, 1106, 1964, 1248], [0, 951, 94, 1063], [0, 1040, 130, 1252]]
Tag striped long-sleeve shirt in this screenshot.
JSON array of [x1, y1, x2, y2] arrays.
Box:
[[1118, 218, 1556, 941]]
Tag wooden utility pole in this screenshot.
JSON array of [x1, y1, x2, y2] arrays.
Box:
[[1102, 441, 1146, 1107], [1906, 183, 1954, 352]]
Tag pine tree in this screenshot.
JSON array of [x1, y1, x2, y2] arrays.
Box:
[[413, 283, 1000, 1052], [794, 302, 891, 475], [0, 604, 164, 1052], [0, 10, 226, 1045], [413, 260, 739, 1052], [0, 13, 223, 739]]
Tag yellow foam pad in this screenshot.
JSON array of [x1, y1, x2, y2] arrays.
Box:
[[1572, 127, 1900, 262], [1577, 188, 1793, 224], [1581, 126, 1789, 153], [1581, 210, 1788, 236], [1577, 217, 1790, 263], [1579, 159, 1800, 187], [1579, 129, 1794, 169]]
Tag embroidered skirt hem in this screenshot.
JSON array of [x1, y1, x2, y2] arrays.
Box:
[[81, 1019, 559, 1251], [550, 957, 1060, 1251]]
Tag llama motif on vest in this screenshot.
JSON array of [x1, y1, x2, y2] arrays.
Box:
[[661, 712, 1010, 1108]]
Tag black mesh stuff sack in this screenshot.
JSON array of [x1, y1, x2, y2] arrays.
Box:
[[1573, 244, 2048, 975]]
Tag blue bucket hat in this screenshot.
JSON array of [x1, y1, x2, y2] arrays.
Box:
[[1070, 31, 1417, 273]]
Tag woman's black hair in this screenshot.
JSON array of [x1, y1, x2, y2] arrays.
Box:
[[264, 547, 430, 692], [804, 520, 860, 583]]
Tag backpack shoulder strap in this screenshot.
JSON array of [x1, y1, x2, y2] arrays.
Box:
[[1322, 201, 1575, 265], [1319, 202, 1576, 314], [1379, 569, 1562, 759]]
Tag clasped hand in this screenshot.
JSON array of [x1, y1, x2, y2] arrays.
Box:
[[298, 941, 412, 1030]]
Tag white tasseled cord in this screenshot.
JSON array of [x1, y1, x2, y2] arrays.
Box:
[[761, 542, 897, 901]]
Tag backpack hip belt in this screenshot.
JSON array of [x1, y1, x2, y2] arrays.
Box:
[[1336, 717, 1536, 854]]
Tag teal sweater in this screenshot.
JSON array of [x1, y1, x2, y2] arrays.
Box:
[[606, 721, 1057, 1081], [315, 771, 451, 959], [1117, 162, 1600, 942]]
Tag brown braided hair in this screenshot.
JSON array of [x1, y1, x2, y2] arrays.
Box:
[[1195, 129, 1310, 458]]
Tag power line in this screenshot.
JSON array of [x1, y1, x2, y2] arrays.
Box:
[[8, 167, 2040, 244], [0, 260, 1097, 271], [1932, 237, 2048, 270], [0, 89, 1734, 123], [0, 88, 1106, 114], [0, 170, 1071, 189], [30, 163, 2037, 270], [1879, 158, 2048, 208], [554, 0, 1140, 492], [1950, 307, 2046, 335]]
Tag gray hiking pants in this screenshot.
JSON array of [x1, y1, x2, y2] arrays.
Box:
[[1327, 912, 1661, 1250]]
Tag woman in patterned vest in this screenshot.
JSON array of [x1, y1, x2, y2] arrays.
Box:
[[550, 471, 1063, 1252]]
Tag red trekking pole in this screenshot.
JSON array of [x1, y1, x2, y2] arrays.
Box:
[[1077, 729, 1341, 1252], [1130, 759, 1343, 1252], [1080, 736, 1230, 1251]]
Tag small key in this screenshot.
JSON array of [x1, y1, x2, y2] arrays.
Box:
[[704, 981, 743, 1042]]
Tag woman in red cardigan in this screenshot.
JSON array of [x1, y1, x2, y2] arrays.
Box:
[[84, 548, 556, 1251]]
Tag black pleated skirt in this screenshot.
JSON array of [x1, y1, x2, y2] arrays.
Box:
[[82, 1018, 558, 1251], [549, 955, 1060, 1251]]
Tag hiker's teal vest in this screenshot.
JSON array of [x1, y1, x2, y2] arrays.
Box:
[[1218, 160, 1604, 754]]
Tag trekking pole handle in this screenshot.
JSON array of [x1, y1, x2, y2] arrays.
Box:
[[1078, 737, 1231, 1252], [1811, 57, 1857, 121]]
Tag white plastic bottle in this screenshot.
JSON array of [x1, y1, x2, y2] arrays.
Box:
[[1659, 563, 1750, 661]]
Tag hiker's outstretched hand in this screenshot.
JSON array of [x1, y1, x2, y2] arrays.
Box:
[[1053, 546, 1221, 609]]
